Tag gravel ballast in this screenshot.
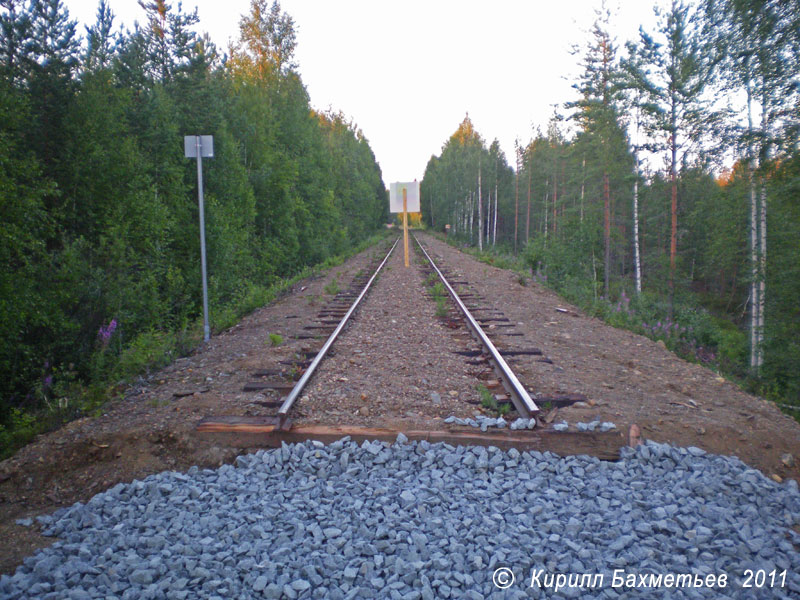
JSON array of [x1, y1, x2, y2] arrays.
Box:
[[2, 439, 799, 599]]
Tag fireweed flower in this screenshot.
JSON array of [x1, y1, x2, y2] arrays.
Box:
[[98, 319, 118, 347]]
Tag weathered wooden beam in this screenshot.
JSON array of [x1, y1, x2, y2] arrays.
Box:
[[194, 419, 624, 460], [242, 381, 295, 392]]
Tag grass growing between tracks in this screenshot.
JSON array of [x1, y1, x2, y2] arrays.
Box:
[[427, 278, 449, 318], [429, 231, 800, 420], [476, 383, 510, 417], [0, 231, 393, 460]]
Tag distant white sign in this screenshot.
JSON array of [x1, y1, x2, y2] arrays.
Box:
[[389, 181, 420, 213], [184, 135, 214, 158]]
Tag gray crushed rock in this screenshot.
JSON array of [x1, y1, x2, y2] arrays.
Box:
[[1, 438, 799, 599]]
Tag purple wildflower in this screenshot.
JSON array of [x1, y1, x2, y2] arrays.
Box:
[[43, 375, 53, 389], [98, 318, 118, 347]]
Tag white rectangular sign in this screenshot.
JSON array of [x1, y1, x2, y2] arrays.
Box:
[[389, 181, 420, 213], [184, 135, 214, 158]]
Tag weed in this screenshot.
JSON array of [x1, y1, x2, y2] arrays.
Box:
[[426, 275, 450, 318], [435, 297, 449, 318], [430, 282, 445, 298], [268, 333, 283, 346], [324, 277, 340, 296], [115, 330, 179, 381], [477, 383, 513, 416], [477, 384, 497, 410]]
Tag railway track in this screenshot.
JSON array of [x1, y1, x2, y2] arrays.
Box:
[[276, 237, 399, 428], [197, 232, 622, 459], [412, 233, 539, 420]]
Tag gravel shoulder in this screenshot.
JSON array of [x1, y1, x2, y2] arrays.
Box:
[[2, 438, 799, 599]]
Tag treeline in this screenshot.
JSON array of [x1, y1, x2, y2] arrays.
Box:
[[0, 0, 387, 450], [422, 0, 800, 406]]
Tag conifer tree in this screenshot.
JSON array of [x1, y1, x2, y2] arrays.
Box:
[[567, 9, 627, 297], [84, 1, 116, 73], [0, 0, 32, 81], [625, 0, 713, 310], [25, 0, 79, 170]]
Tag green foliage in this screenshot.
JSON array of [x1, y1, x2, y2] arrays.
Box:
[[324, 277, 340, 296], [0, 0, 388, 458], [476, 384, 496, 410], [114, 330, 182, 381], [435, 297, 449, 319], [0, 409, 37, 461], [268, 333, 283, 347], [476, 384, 510, 416], [421, 115, 515, 244], [427, 279, 449, 317]]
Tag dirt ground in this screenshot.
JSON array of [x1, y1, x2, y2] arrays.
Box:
[[1, 233, 798, 575]]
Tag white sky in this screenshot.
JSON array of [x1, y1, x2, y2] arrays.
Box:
[[65, 0, 660, 185]]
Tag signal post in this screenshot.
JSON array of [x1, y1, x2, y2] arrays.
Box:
[[390, 180, 420, 267]]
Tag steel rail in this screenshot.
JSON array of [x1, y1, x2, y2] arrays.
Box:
[[277, 237, 400, 427], [413, 234, 539, 420]]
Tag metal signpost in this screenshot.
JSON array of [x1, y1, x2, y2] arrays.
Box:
[[389, 181, 420, 267], [184, 135, 214, 342]]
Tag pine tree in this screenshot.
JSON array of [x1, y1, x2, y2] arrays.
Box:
[[0, 0, 32, 81], [137, 0, 199, 82], [567, 9, 627, 298], [84, 0, 116, 73], [25, 0, 80, 169], [625, 0, 714, 310]]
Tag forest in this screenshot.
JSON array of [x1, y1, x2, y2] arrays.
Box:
[[0, 0, 387, 455], [421, 0, 799, 412]]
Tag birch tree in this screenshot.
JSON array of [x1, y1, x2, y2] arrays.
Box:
[[702, 0, 800, 371]]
